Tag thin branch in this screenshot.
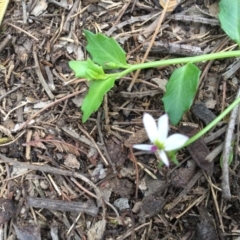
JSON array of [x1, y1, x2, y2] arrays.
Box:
[[222, 86, 240, 199], [0, 85, 21, 102], [127, 0, 170, 91], [19, 88, 86, 130], [27, 197, 99, 217], [0, 153, 106, 219], [33, 51, 54, 99]]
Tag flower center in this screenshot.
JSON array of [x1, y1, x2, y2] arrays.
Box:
[[154, 140, 165, 150]]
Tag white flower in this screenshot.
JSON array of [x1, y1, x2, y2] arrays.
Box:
[[133, 113, 189, 167]]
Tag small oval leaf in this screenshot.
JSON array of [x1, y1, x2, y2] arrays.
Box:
[[84, 30, 129, 69], [81, 77, 116, 122], [162, 63, 200, 125], [218, 0, 240, 45], [69, 59, 106, 80]]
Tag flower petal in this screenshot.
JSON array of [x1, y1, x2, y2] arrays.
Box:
[[157, 114, 169, 143], [164, 134, 189, 151], [133, 144, 154, 151], [143, 113, 158, 143], [158, 150, 169, 167]]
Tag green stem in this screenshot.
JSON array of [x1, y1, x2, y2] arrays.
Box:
[[183, 96, 240, 147], [117, 50, 240, 78]]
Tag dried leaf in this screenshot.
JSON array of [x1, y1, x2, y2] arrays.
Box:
[[113, 198, 130, 211], [87, 220, 106, 240], [105, 139, 127, 166], [31, 0, 48, 16], [25, 136, 81, 156], [159, 0, 180, 12], [192, 102, 216, 125], [25, 140, 46, 150], [0, 198, 15, 224], [27, 132, 46, 149], [139, 188, 166, 222], [124, 128, 148, 147], [196, 207, 218, 240], [0, 125, 14, 139], [13, 224, 41, 240], [110, 178, 134, 198], [64, 153, 80, 169], [90, 164, 107, 182], [172, 160, 197, 188], [50, 140, 80, 156]]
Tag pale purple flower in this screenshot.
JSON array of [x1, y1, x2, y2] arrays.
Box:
[[133, 113, 189, 167]]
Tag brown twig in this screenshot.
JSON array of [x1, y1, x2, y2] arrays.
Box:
[[25, 138, 87, 156], [204, 173, 224, 232], [0, 85, 21, 102], [27, 197, 99, 217], [96, 112, 116, 172], [63, 0, 80, 32], [19, 88, 87, 130], [127, 0, 170, 92], [0, 34, 12, 52], [128, 147, 139, 199], [77, 123, 109, 166], [222, 86, 240, 199], [0, 153, 106, 219], [198, 36, 229, 91], [6, 22, 39, 41], [33, 51, 54, 99]]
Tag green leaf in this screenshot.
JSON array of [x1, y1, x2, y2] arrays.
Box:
[[84, 30, 129, 69], [218, 0, 240, 44], [69, 58, 107, 80], [168, 151, 179, 165], [162, 63, 200, 125], [81, 77, 116, 122]]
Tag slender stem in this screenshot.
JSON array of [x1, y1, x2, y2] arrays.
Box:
[[117, 50, 240, 78], [116, 50, 240, 147], [183, 96, 240, 147]]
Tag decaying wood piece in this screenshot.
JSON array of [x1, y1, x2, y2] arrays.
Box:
[[170, 14, 219, 26], [120, 90, 161, 99], [192, 102, 217, 125], [27, 197, 99, 217], [0, 34, 11, 52], [106, 12, 159, 35], [142, 41, 203, 56], [222, 58, 240, 81]]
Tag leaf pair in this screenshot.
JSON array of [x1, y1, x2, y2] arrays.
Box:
[[69, 30, 129, 122], [70, 30, 201, 124], [69, 0, 240, 124]]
